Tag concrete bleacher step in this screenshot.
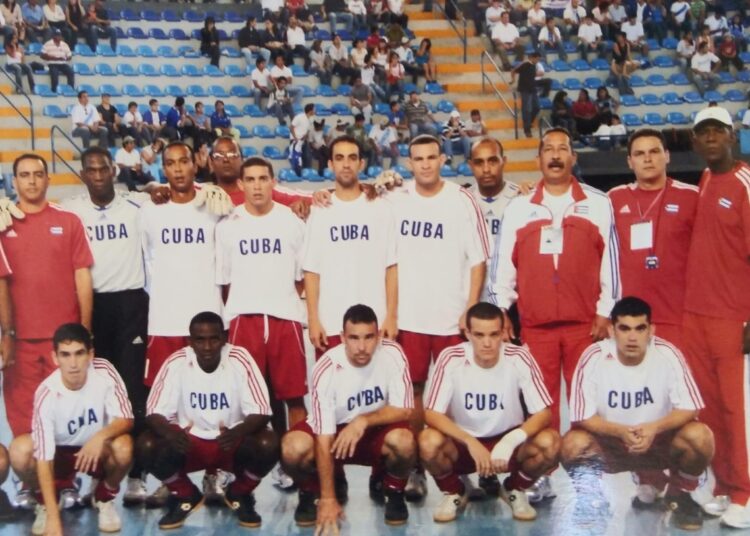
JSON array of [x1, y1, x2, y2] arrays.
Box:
[[0, 149, 75, 163], [50, 172, 81, 186]]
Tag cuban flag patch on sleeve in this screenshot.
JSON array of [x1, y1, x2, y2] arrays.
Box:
[[574, 205, 589, 214], [50, 226, 64, 235], [719, 198, 732, 209], [665, 203, 679, 213]]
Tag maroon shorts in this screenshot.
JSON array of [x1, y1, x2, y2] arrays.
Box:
[[53, 445, 106, 483], [590, 429, 677, 473], [397, 330, 464, 383], [450, 429, 522, 476], [229, 314, 307, 400], [291, 420, 412, 467], [144, 335, 189, 387], [3, 339, 55, 435], [314, 335, 342, 361], [182, 433, 238, 474]]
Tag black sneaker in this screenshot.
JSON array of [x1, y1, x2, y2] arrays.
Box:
[[157, 487, 204, 530], [224, 490, 261, 528], [334, 472, 348, 505], [667, 491, 703, 531], [294, 490, 318, 527], [478, 475, 501, 498], [0, 489, 16, 521], [369, 475, 384, 505], [384, 488, 408, 526]]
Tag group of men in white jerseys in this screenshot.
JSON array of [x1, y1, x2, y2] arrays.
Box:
[[0, 111, 736, 534]]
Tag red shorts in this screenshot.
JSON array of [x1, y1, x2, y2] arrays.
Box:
[[314, 335, 342, 361], [450, 429, 522, 476], [144, 335, 189, 387], [292, 420, 412, 468], [182, 433, 238, 474], [397, 330, 464, 383], [590, 429, 677, 473], [229, 314, 307, 400], [53, 445, 106, 483], [3, 339, 55, 435]]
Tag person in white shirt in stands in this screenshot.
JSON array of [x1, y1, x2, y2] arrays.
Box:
[[492, 11, 525, 71], [608, 0, 629, 35], [465, 109, 488, 142], [538, 17, 567, 61], [369, 118, 400, 169], [250, 57, 273, 110], [485, 0, 505, 34], [562, 297, 713, 531], [114, 136, 149, 191], [261, 0, 284, 22], [669, 0, 691, 39], [122, 101, 150, 147], [270, 54, 303, 105], [676, 29, 696, 69], [562, 0, 587, 40], [328, 32, 358, 85], [690, 41, 720, 95], [705, 8, 728, 42], [290, 103, 315, 173], [284, 16, 309, 70], [10, 323, 133, 536], [622, 13, 649, 58], [71, 90, 108, 148], [526, 0, 546, 50], [577, 13, 605, 63], [592, 1, 614, 40], [419, 302, 559, 523], [40, 28, 73, 92]]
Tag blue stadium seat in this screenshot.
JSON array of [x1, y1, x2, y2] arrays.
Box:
[[682, 91, 704, 104], [315, 104, 333, 116], [117, 44, 136, 57], [107, 8, 120, 21], [550, 79, 561, 90], [57, 84, 77, 97], [304, 168, 326, 182], [337, 84, 352, 96], [550, 60, 571, 72], [224, 65, 244, 77], [622, 113, 642, 127], [366, 166, 383, 178], [142, 84, 164, 97], [620, 94, 639, 107], [316, 85, 337, 97], [169, 29, 189, 40], [725, 89, 746, 102], [43, 104, 67, 118], [718, 71, 735, 84], [393, 165, 412, 179], [183, 10, 204, 22], [122, 84, 144, 97], [740, 52, 750, 64], [337, 29, 353, 41], [164, 85, 184, 97], [703, 90, 724, 103], [26, 42, 42, 54], [149, 29, 169, 40], [645, 39, 661, 51], [629, 75, 646, 87], [160, 65, 180, 77], [666, 111, 688, 125], [116, 64, 136, 77], [136, 45, 156, 58], [120, 8, 139, 21], [262, 145, 285, 158], [230, 85, 252, 98], [161, 9, 179, 21], [425, 82, 445, 95], [241, 146, 258, 158], [225, 104, 242, 117], [220, 46, 241, 58], [154, 46, 177, 59], [126, 28, 146, 40], [279, 168, 302, 182], [141, 9, 160, 21], [660, 92, 681, 105], [186, 84, 208, 97], [203, 65, 223, 77], [590, 58, 609, 71], [457, 162, 472, 177], [652, 55, 675, 68], [540, 97, 552, 109], [669, 73, 690, 85], [115, 27, 125, 40], [73, 62, 93, 75], [96, 44, 116, 57], [437, 100, 455, 113], [645, 74, 667, 86], [181, 65, 201, 77], [225, 11, 245, 23], [662, 37, 678, 50], [562, 78, 582, 90], [315, 29, 332, 40], [236, 125, 251, 139], [179, 46, 200, 58], [208, 85, 229, 98], [298, 84, 315, 98], [323, 168, 335, 180], [374, 103, 390, 115], [570, 59, 590, 71], [290, 64, 309, 77], [403, 82, 420, 94], [643, 112, 665, 126], [738, 71, 750, 83], [640, 93, 660, 105], [191, 29, 201, 41], [440, 165, 458, 177], [584, 77, 603, 89], [202, 104, 215, 116], [74, 43, 95, 57], [138, 64, 158, 76], [243, 104, 266, 117], [254, 126, 275, 139], [99, 84, 120, 97], [331, 103, 351, 115], [77, 83, 99, 96], [158, 104, 171, 115]]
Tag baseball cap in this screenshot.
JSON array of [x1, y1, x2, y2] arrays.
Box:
[[693, 106, 733, 129], [450, 110, 460, 118], [123, 135, 135, 144]]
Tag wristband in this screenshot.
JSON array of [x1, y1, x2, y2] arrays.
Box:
[[490, 428, 528, 462]]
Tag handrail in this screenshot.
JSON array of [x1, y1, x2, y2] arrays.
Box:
[[0, 67, 35, 150], [432, 0, 467, 63], [538, 114, 552, 138], [50, 125, 82, 178], [480, 51, 519, 139]]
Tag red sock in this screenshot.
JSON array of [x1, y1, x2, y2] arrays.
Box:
[[164, 473, 195, 498], [666, 470, 700, 495], [434, 472, 464, 495], [229, 470, 261, 496], [383, 473, 407, 492], [504, 470, 535, 491], [94, 481, 119, 503]]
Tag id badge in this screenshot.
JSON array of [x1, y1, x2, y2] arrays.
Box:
[[540, 226, 564, 255], [630, 221, 653, 251], [645, 255, 659, 270]]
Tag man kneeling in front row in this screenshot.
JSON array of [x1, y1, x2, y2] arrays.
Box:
[[562, 296, 714, 530], [281, 304, 416, 532], [419, 302, 560, 523], [10, 323, 133, 535], [136, 311, 279, 530]]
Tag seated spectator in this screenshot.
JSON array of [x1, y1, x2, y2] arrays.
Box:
[[441, 110, 471, 167], [366, 25, 380, 49], [395, 36, 423, 83], [594, 86, 618, 125], [83, 0, 116, 52], [350, 38, 367, 70], [591, 114, 626, 148], [43, 0, 67, 44], [140, 137, 166, 182], [592, 1, 614, 41], [372, 38, 389, 75], [609, 114, 626, 136], [270, 54, 303, 105], [164, 96, 196, 142], [262, 19, 286, 59], [5, 32, 34, 93], [611, 31, 637, 94], [22, 0, 48, 43], [527, 0, 546, 50], [691, 40, 720, 95], [346, 113, 374, 165], [308, 39, 332, 85], [689, 0, 705, 30], [622, 13, 649, 57], [321, 0, 354, 35], [669, 0, 691, 39], [551, 90, 575, 135], [284, 0, 315, 32], [268, 76, 295, 125], [414, 38, 437, 83], [385, 51, 405, 102], [251, 57, 274, 109], [705, 7, 727, 42], [238, 16, 271, 67], [388, 99, 409, 141], [142, 98, 166, 140], [326, 117, 349, 145], [368, 117, 399, 168], [578, 14, 605, 63], [290, 103, 315, 174], [361, 53, 385, 101], [492, 11, 524, 70], [538, 17, 566, 61], [189, 101, 214, 147], [348, 0, 368, 32], [194, 141, 211, 182], [211, 100, 240, 141], [696, 24, 714, 52], [508, 0, 530, 27], [115, 136, 149, 191], [608, 0, 628, 33], [40, 28, 73, 92], [404, 90, 438, 137], [642, 0, 666, 45], [350, 75, 373, 123], [729, 15, 747, 52], [676, 29, 696, 69], [96, 92, 120, 147], [465, 109, 488, 142], [261, 0, 284, 23], [308, 119, 329, 174], [63, 0, 83, 47], [284, 16, 309, 70], [485, 0, 505, 36], [562, 0, 586, 40], [328, 32, 358, 84], [2, 0, 25, 43], [571, 88, 599, 136], [71, 90, 107, 148], [122, 100, 150, 146], [718, 34, 743, 73], [200, 16, 220, 67], [384, 20, 405, 48], [384, 0, 408, 27]]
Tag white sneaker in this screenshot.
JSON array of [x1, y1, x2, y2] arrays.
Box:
[[703, 494, 731, 517], [459, 475, 486, 502], [721, 502, 750, 528], [58, 487, 81, 510], [123, 477, 148, 507], [433, 492, 468, 523], [404, 470, 427, 502], [525, 475, 556, 504], [272, 465, 296, 491], [501, 484, 537, 521], [31, 504, 46, 536], [203, 471, 230, 505], [631, 484, 661, 509], [95, 499, 122, 533], [14, 488, 37, 510]]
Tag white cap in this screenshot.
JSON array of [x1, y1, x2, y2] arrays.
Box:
[[693, 106, 733, 129], [449, 110, 460, 118]]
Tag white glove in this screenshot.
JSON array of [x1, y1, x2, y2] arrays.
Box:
[[194, 184, 233, 216], [374, 169, 404, 196], [0, 198, 24, 232], [490, 428, 528, 464]]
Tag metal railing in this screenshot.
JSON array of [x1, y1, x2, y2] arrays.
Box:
[[538, 114, 552, 138], [50, 125, 82, 178], [480, 51, 519, 139], [0, 67, 35, 150], [432, 0, 468, 63]]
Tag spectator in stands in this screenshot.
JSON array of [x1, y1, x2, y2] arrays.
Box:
[[717, 34, 744, 73], [43, 0, 66, 44], [122, 101, 149, 146], [385, 51, 405, 102], [194, 141, 211, 182], [485, 0, 505, 35], [4, 32, 34, 93], [96, 92, 120, 147], [534, 56, 552, 97], [262, 0, 284, 23], [642, 0, 666, 45], [326, 117, 348, 145], [621, 12, 649, 58], [308, 118, 329, 174], [592, 1, 614, 41], [562, 0, 586, 40], [140, 137, 165, 182], [689, 0, 706, 31], [691, 40, 720, 95], [284, 0, 316, 33], [388, 99, 408, 140], [611, 31, 637, 94], [63, 0, 82, 47], [705, 8, 728, 43], [268, 76, 295, 126], [211, 100, 239, 141], [538, 17, 566, 61], [441, 110, 472, 167], [290, 102, 314, 173], [189, 101, 214, 147], [669, 0, 691, 39], [321, 0, 354, 35], [308, 39, 332, 85], [729, 15, 747, 52], [2, 0, 25, 43], [71, 90, 107, 148], [350, 75, 373, 123], [270, 53, 303, 104], [347, 113, 374, 165], [527, 0, 546, 50], [551, 90, 575, 134], [696, 24, 714, 52], [676, 29, 696, 69], [348, 0, 368, 32], [395, 36, 423, 83], [591, 113, 626, 147], [84, 0, 116, 52], [262, 19, 286, 59], [385, 0, 408, 27], [22, 0, 47, 43], [571, 88, 599, 136], [368, 117, 399, 168], [404, 90, 438, 137], [594, 85, 618, 125], [251, 57, 274, 110], [373, 38, 389, 74], [238, 16, 271, 67], [465, 110, 488, 143], [40, 28, 72, 92], [513, 51, 542, 138], [492, 11, 524, 71], [350, 38, 368, 70], [284, 16, 309, 70], [328, 32, 358, 84], [578, 13, 605, 63], [384, 20, 405, 48], [199, 16, 220, 67], [414, 38, 437, 83], [608, 0, 628, 33], [366, 25, 380, 49], [164, 96, 195, 142], [361, 53, 385, 101], [142, 98, 166, 140], [115, 136, 149, 191]]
